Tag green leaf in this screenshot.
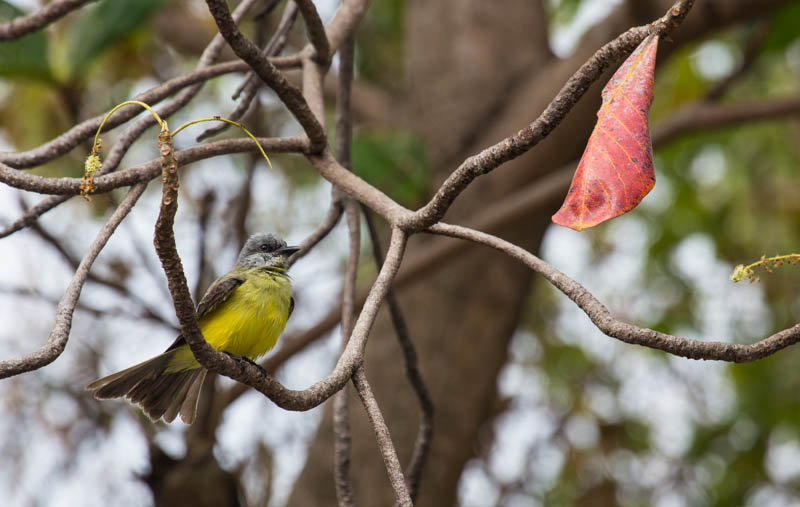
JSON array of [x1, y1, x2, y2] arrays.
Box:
[[0, 1, 53, 81], [66, 0, 165, 79], [762, 3, 800, 52]]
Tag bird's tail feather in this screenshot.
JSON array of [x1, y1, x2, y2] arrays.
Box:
[[86, 350, 207, 424]]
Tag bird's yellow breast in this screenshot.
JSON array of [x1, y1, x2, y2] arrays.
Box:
[[202, 269, 292, 358], [168, 269, 292, 372]]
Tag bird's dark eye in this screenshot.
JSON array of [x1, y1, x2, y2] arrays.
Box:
[[260, 243, 270, 252]]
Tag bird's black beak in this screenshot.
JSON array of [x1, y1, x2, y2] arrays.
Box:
[[276, 245, 301, 256]]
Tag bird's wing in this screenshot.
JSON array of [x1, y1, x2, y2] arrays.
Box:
[[164, 273, 245, 352], [289, 296, 295, 318], [196, 274, 246, 318]]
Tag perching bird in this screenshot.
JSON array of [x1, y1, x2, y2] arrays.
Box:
[[86, 232, 299, 424]]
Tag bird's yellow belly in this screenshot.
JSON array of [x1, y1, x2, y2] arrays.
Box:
[[167, 272, 292, 372]]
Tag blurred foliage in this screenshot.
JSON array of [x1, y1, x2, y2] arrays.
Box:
[[354, 0, 404, 89], [351, 128, 428, 207], [64, 0, 166, 80], [762, 3, 800, 52], [0, 1, 53, 81]]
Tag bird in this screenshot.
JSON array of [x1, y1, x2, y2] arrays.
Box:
[[86, 232, 299, 424]]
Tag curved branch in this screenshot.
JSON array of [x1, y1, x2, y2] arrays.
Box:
[[428, 223, 800, 363], [0, 0, 90, 41], [290, 197, 345, 267], [0, 182, 147, 379], [309, 149, 409, 226], [295, 0, 330, 65], [324, 0, 369, 54]]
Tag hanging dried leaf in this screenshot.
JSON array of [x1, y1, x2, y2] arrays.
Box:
[[552, 34, 659, 231]]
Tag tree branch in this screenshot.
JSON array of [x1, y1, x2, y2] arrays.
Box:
[[0, 136, 308, 196], [428, 223, 800, 362], [362, 208, 433, 504], [352, 368, 412, 507], [333, 33, 357, 507], [333, 200, 360, 507], [295, 0, 330, 65], [204, 0, 327, 153], [0, 0, 90, 41], [197, 0, 300, 142], [0, 195, 71, 238]]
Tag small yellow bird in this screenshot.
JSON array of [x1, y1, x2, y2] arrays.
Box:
[[86, 232, 299, 424]]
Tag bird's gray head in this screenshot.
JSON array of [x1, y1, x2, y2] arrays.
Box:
[[237, 233, 300, 270]]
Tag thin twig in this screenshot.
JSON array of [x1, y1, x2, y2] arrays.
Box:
[[351, 368, 413, 507], [428, 222, 800, 363], [362, 208, 433, 504], [333, 201, 360, 507], [231, 156, 259, 250], [0, 195, 71, 238], [205, 0, 327, 153], [26, 212, 172, 326], [0, 0, 264, 172], [101, 0, 264, 177], [0, 59, 297, 169], [333, 34, 357, 503], [197, 1, 300, 142], [0, 182, 147, 379], [194, 189, 216, 302], [0, 0, 367, 169]]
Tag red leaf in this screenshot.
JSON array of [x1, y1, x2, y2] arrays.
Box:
[[552, 34, 659, 231]]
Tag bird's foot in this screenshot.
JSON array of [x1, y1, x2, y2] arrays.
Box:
[[224, 352, 267, 376]]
